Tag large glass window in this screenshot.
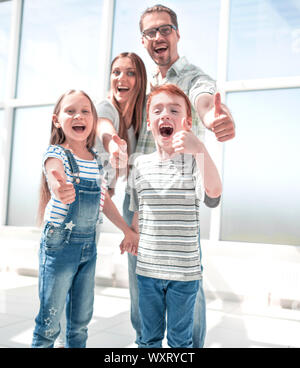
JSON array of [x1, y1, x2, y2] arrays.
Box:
[[3, 0, 299, 246], [7, 106, 53, 226], [221, 88, 300, 245], [17, 0, 104, 101], [0, 0, 12, 101], [112, 0, 220, 79], [228, 0, 300, 80]]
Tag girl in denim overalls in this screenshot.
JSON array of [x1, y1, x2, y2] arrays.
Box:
[[32, 90, 138, 348]]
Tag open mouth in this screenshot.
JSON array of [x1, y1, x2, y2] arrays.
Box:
[[154, 45, 168, 55], [159, 125, 174, 137], [72, 126, 86, 132], [117, 86, 129, 92]]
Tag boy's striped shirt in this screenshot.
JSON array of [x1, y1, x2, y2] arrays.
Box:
[[129, 152, 204, 282]]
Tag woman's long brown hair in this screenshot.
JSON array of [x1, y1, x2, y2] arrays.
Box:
[[36, 90, 98, 226], [109, 52, 147, 153]]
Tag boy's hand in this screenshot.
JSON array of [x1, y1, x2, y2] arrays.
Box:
[[172, 118, 202, 155], [50, 170, 76, 204], [109, 134, 128, 169], [202, 92, 235, 142], [119, 228, 139, 256], [120, 240, 137, 256]]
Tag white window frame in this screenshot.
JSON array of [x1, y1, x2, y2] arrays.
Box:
[[1, 0, 300, 247], [209, 0, 300, 243], [0, 0, 115, 225]]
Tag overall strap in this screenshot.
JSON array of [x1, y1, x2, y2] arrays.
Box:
[[57, 145, 80, 182], [90, 149, 104, 173]]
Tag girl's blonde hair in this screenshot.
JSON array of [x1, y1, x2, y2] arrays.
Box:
[[37, 89, 98, 226], [109, 52, 147, 153]]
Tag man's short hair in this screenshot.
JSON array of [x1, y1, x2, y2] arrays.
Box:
[[139, 4, 178, 32]]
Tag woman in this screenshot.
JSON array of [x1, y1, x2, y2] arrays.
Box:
[[96, 52, 147, 345], [96, 52, 147, 190]]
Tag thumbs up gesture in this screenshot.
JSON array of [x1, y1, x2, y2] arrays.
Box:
[[172, 117, 202, 155], [50, 169, 76, 204], [202, 92, 235, 142], [108, 134, 128, 169]]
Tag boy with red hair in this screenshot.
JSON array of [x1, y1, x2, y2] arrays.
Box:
[[129, 84, 222, 348]]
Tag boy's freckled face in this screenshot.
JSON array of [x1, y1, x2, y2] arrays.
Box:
[[147, 92, 190, 152]]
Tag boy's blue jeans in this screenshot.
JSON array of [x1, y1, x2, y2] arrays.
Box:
[[123, 193, 207, 348], [137, 275, 199, 348]]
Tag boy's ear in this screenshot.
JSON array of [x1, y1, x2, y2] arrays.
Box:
[[182, 117, 192, 131]]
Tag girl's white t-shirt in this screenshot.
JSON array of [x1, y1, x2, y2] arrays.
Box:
[[95, 98, 139, 192], [95, 98, 137, 156], [43, 145, 106, 226]]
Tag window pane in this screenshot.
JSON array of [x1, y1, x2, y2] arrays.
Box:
[[112, 0, 220, 79], [17, 0, 104, 100], [221, 89, 300, 245], [7, 106, 53, 226], [228, 0, 300, 80], [0, 0, 12, 101], [0, 109, 4, 153]]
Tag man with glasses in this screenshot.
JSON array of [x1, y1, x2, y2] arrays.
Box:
[[98, 4, 235, 348], [137, 4, 235, 154]]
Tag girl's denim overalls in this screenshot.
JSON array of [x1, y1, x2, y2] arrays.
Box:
[[32, 147, 103, 348]]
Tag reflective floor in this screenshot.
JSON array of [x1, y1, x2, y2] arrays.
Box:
[[0, 272, 299, 348]]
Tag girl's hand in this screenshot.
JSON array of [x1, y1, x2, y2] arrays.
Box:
[[50, 170, 76, 204], [119, 229, 139, 256], [120, 240, 138, 256]]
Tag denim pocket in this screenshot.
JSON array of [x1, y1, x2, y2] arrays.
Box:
[[43, 226, 71, 252], [78, 189, 100, 224]]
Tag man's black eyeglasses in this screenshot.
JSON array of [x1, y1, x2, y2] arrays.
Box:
[[142, 24, 177, 40]]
